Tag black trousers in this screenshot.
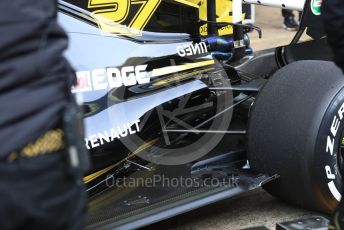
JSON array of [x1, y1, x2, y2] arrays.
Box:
[[0, 153, 86, 230], [282, 9, 294, 18], [322, 0, 344, 71], [282, 9, 302, 20]]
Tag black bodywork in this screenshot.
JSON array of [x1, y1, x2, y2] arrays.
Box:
[[57, 0, 332, 229]]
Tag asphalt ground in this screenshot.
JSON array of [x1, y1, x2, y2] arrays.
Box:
[[144, 189, 322, 230], [142, 6, 326, 230]]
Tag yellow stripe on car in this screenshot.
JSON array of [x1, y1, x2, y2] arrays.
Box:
[[152, 60, 215, 78], [153, 67, 214, 86], [173, 0, 199, 8], [83, 138, 158, 184]]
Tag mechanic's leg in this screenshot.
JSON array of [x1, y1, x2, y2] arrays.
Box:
[[282, 9, 294, 18], [0, 153, 86, 230], [282, 9, 298, 31]]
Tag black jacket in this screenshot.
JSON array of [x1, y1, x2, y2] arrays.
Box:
[[322, 0, 344, 70], [0, 1, 71, 157]]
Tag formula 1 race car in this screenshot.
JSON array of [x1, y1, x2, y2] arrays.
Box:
[[58, 0, 342, 229]]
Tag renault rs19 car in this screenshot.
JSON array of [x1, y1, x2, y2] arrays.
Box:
[[57, 0, 342, 229]]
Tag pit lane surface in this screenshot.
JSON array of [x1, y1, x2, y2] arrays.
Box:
[[142, 6, 326, 230], [144, 188, 322, 230]]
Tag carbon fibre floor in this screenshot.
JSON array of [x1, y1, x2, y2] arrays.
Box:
[[86, 163, 274, 230]]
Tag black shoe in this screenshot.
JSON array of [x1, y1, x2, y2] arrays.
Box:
[[283, 16, 298, 31]]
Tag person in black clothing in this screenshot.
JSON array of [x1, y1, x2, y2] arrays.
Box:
[[282, 9, 300, 31], [322, 1, 344, 229], [322, 0, 344, 72], [0, 1, 87, 229]]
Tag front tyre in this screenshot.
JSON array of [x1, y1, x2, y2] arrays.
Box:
[[248, 60, 344, 213]]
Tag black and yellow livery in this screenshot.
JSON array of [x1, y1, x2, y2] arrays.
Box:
[[63, 0, 242, 36], [88, 0, 161, 35], [57, 0, 342, 229]]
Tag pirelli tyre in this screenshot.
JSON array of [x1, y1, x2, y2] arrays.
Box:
[[247, 60, 344, 213]]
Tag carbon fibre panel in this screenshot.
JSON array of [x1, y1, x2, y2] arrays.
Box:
[[86, 164, 276, 230]]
